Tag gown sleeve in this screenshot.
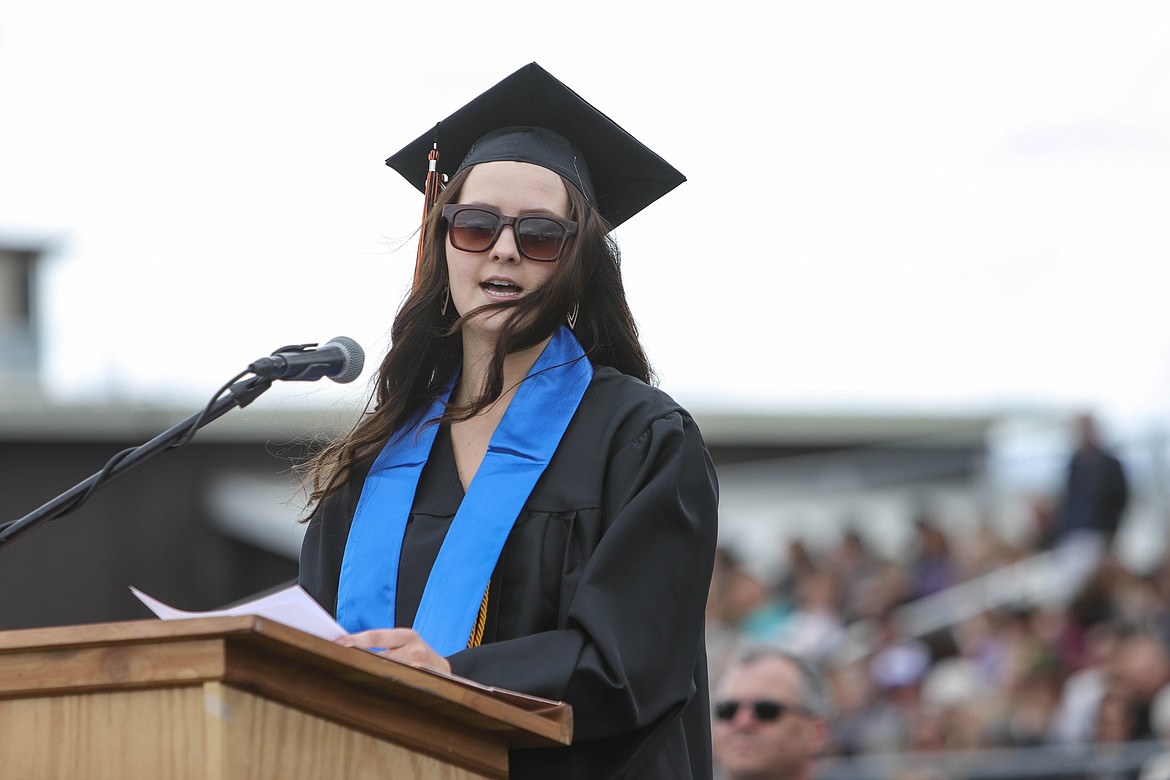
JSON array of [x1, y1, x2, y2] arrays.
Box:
[[446, 408, 719, 744]]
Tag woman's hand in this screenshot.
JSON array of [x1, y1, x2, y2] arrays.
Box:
[[335, 628, 452, 675]]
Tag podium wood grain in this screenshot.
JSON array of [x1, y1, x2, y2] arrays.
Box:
[[0, 616, 572, 779]]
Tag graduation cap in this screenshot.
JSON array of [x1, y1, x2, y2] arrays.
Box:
[[386, 62, 685, 229]]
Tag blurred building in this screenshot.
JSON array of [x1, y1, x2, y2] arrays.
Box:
[[708, 411, 995, 571], [0, 243, 43, 398], [0, 240, 302, 628]]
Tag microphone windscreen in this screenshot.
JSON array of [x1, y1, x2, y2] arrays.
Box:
[[326, 336, 365, 384]]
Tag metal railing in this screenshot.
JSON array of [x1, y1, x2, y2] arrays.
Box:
[[816, 739, 1166, 780]]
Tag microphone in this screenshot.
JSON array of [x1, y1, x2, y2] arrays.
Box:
[[248, 337, 365, 383]]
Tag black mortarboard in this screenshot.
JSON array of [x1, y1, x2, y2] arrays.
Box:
[[385, 63, 685, 228]]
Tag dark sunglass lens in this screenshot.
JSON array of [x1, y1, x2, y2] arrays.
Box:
[[714, 701, 739, 722], [517, 217, 566, 260], [450, 209, 500, 251], [753, 702, 784, 722]]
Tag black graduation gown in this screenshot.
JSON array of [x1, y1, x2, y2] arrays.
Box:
[[298, 367, 719, 779]]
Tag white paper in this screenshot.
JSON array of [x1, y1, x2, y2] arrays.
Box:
[[130, 583, 348, 641]]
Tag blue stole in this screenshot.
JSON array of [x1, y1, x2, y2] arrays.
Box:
[[336, 326, 593, 656]]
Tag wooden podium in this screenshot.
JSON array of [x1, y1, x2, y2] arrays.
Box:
[[0, 616, 572, 779]]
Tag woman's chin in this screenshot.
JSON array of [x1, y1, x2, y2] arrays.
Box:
[[460, 308, 514, 338]]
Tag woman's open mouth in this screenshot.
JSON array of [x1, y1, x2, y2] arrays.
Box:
[[481, 278, 523, 298]]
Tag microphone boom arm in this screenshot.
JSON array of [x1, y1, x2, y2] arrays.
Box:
[[0, 375, 274, 549]]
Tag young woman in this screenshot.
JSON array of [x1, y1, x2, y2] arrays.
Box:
[[298, 63, 719, 779]]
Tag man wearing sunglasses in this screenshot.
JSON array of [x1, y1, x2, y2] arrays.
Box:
[[713, 647, 829, 780]]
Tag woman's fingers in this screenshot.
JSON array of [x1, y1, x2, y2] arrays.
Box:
[[335, 629, 452, 675]]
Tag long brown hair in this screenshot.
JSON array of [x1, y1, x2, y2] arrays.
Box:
[[300, 165, 653, 511]]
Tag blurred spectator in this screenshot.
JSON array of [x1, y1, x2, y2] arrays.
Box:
[[775, 538, 818, 601], [908, 513, 957, 599], [712, 647, 829, 780], [951, 607, 1039, 702], [709, 547, 770, 628], [1048, 413, 1130, 552], [825, 530, 888, 622], [861, 618, 932, 753], [1050, 620, 1128, 745], [995, 643, 1066, 746], [1114, 631, 1170, 740], [774, 569, 844, 662], [1063, 559, 1130, 668], [1028, 414, 1129, 610], [1114, 569, 1170, 630], [823, 659, 876, 757], [1139, 684, 1170, 779], [1097, 683, 1145, 744], [1092, 682, 1149, 780], [708, 547, 774, 685], [921, 656, 989, 749], [1148, 561, 1170, 648]]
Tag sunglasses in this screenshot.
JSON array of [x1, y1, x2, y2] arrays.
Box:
[[714, 700, 808, 723], [442, 204, 577, 262]]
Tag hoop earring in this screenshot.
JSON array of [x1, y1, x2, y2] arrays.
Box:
[[567, 302, 579, 330], [441, 284, 450, 316]]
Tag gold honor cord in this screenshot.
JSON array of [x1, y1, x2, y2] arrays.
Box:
[[468, 583, 490, 648]]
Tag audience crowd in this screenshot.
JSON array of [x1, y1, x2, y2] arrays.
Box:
[[706, 505, 1170, 774]]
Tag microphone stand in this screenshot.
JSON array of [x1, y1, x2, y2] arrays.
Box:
[[0, 375, 274, 549]]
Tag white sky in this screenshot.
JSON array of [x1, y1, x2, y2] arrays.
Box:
[[2, 1, 1169, 438]]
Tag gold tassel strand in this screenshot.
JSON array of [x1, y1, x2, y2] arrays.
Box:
[[468, 582, 490, 648]]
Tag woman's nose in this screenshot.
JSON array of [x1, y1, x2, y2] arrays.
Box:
[[490, 224, 521, 262]]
